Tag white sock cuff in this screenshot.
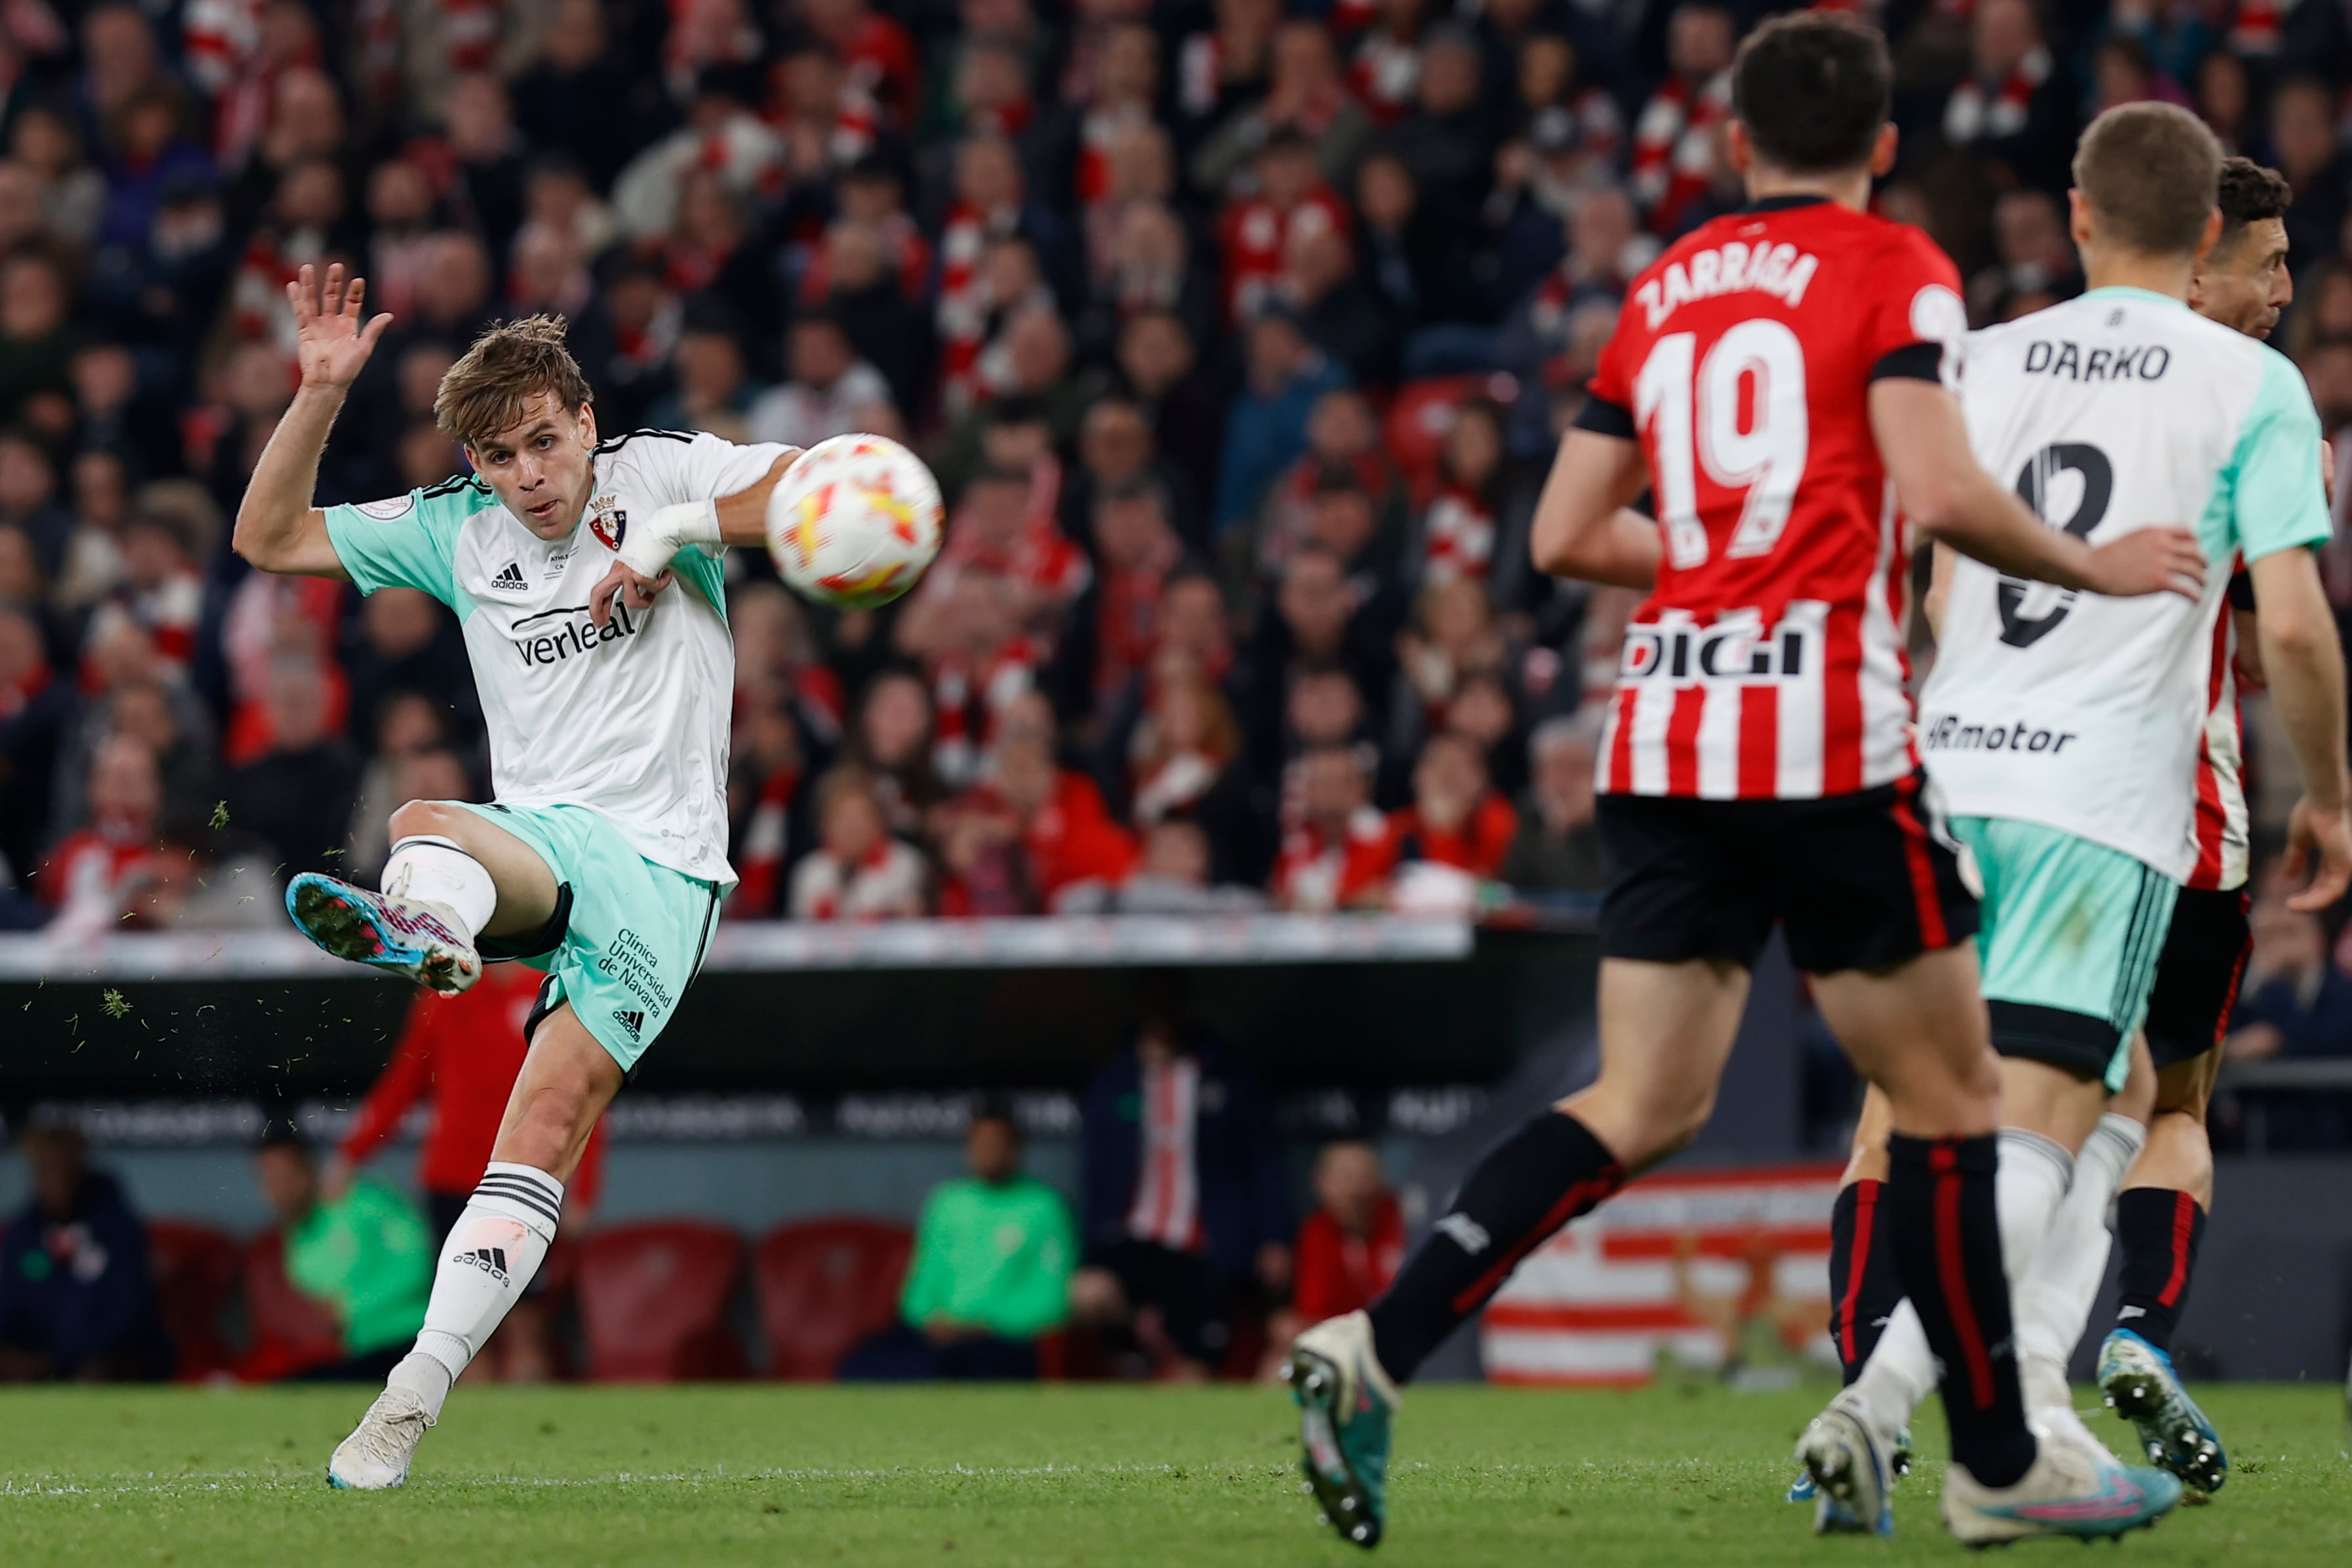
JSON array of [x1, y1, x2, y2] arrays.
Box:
[[1998, 1126, 2076, 1185], [383, 836, 498, 936], [391, 1345, 457, 1414], [2084, 1111, 2148, 1170], [470, 1162, 564, 1243]]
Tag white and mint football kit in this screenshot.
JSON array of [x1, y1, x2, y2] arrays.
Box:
[[323, 429, 787, 1070], [1922, 288, 2332, 1087]]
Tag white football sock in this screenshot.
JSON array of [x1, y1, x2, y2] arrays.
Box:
[[2015, 1112, 2146, 1388], [381, 835, 497, 940], [392, 1162, 563, 1419], [1994, 1127, 2074, 1280], [1850, 1299, 1940, 1433], [1848, 1127, 2077, 1432]]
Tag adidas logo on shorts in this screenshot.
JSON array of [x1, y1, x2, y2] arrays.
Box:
[[452, 1246, 510, 1283], [613, 1008, 645, 1041], [490, 561, 529, 591]]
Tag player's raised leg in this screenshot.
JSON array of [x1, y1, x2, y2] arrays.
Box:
[[287, 799, 560, 995], [329, 1001, 616, 1489], [1288, 954, 1747, 1548]]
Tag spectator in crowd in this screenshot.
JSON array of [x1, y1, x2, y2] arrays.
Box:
[[1272, 742, 1388, 911], [0, 601, 71, 882], [1259, 1138, 1403, 1377], [0, 1121, 169, 1381], [254, 1123, 432, 1382], [748, 312, 895, 449], [1214, 307, 1346, 536], [224, 656, 360, 875], [1943, 0, 2078, 194], [39, 730, 162, 940], [2227, 873, 2352, 1148], [1629, 4, 1734, 235], [843, 1104, 1074, 1380], [1382, 729, 1517, 882], [790, 768, 929, 920], [1500, 715, 1605, 893], [1074, 1013, 1291, 1379]]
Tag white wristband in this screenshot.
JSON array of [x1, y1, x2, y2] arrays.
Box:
[[615, 499, 719, 578]]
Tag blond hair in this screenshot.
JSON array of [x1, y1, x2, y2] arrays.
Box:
[[432, 315, 594, 450]]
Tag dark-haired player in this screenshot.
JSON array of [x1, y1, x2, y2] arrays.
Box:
[[1282, 13, 2197, 1549]]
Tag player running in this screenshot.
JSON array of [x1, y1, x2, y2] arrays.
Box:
[[1808, 104, 2352, 1529], [231, 265, 798, 1488], [1283, 14, 2199, 1550], [1810, 155, 2307, 1504]]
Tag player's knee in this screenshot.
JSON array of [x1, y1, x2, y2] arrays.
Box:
[[389, 797, 470, 845], [1640, 1087, 1719, 1165], [2153, 1057, 2217, 1123], [1067, 1267, 1125, 1324]]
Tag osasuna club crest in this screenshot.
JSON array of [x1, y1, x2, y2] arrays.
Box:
[[588, 496, 627, 552]]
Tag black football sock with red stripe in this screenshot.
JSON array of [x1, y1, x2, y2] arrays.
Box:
[[1827, 1178, 1902, 1385], [1367, 1111, 1625, 1385], [1884, 1133, 2035, 1488], [2112, 1187, 2206, 1354]]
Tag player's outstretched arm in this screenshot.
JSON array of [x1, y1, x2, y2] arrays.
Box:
[[2248, 545, 2352, 910], [588, 447, 801, 627], [231, 263, 392, 579], [1528, 429, 1661, 590], [1869, 379, 2206, 600]]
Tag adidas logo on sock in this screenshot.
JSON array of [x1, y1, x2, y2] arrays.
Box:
[[613, 1008, 644, 1040], [451, 1246, 510, 1283], [1434, 1213, 1490, 1255], [490, 561, 529, 591]]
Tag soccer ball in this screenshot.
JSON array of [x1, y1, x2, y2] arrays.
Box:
[[765, 433, 945, 610]]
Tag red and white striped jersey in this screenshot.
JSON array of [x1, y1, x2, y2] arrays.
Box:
[[2187, 585, 2250, 892], [1582, 198, 1966, 801], [1126, 1056, 1204, 1252]]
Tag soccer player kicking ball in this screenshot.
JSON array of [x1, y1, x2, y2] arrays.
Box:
[[1813, 155, 2310, 1504], [232, 265, 799, 1488], [1808, 105, 2352, 1530], [1284, 14, 2202, 1550]]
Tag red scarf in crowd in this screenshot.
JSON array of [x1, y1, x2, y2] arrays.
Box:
[[1944, 47, 2051, 145], [729, 763, 801, 920], [1630, 70, 1732, 234], [1420, 485, 1494, 586]]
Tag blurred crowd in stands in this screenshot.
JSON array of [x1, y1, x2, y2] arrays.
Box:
[[6, 0, 2352, 929]]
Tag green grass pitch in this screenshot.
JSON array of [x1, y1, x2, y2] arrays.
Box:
[[2, 1382, 2346, 1566]]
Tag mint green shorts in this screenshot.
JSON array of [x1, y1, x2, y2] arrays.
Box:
[[451, 801, 724, 1072], [1953, 816, 2178, 1092]]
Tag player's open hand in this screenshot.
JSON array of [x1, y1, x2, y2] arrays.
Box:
[[590, 560, 673, 627], [2081, 526, 2205, 601], [2283, 795, 2352, 912], [289, 263, 392, 391]]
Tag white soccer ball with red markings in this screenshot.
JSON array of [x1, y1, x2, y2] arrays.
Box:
[[765, 432, 945, 610]]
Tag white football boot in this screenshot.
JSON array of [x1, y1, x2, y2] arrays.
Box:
[[1941, 1434, 2182, 1545], [327, 1385, 436, 1490]]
